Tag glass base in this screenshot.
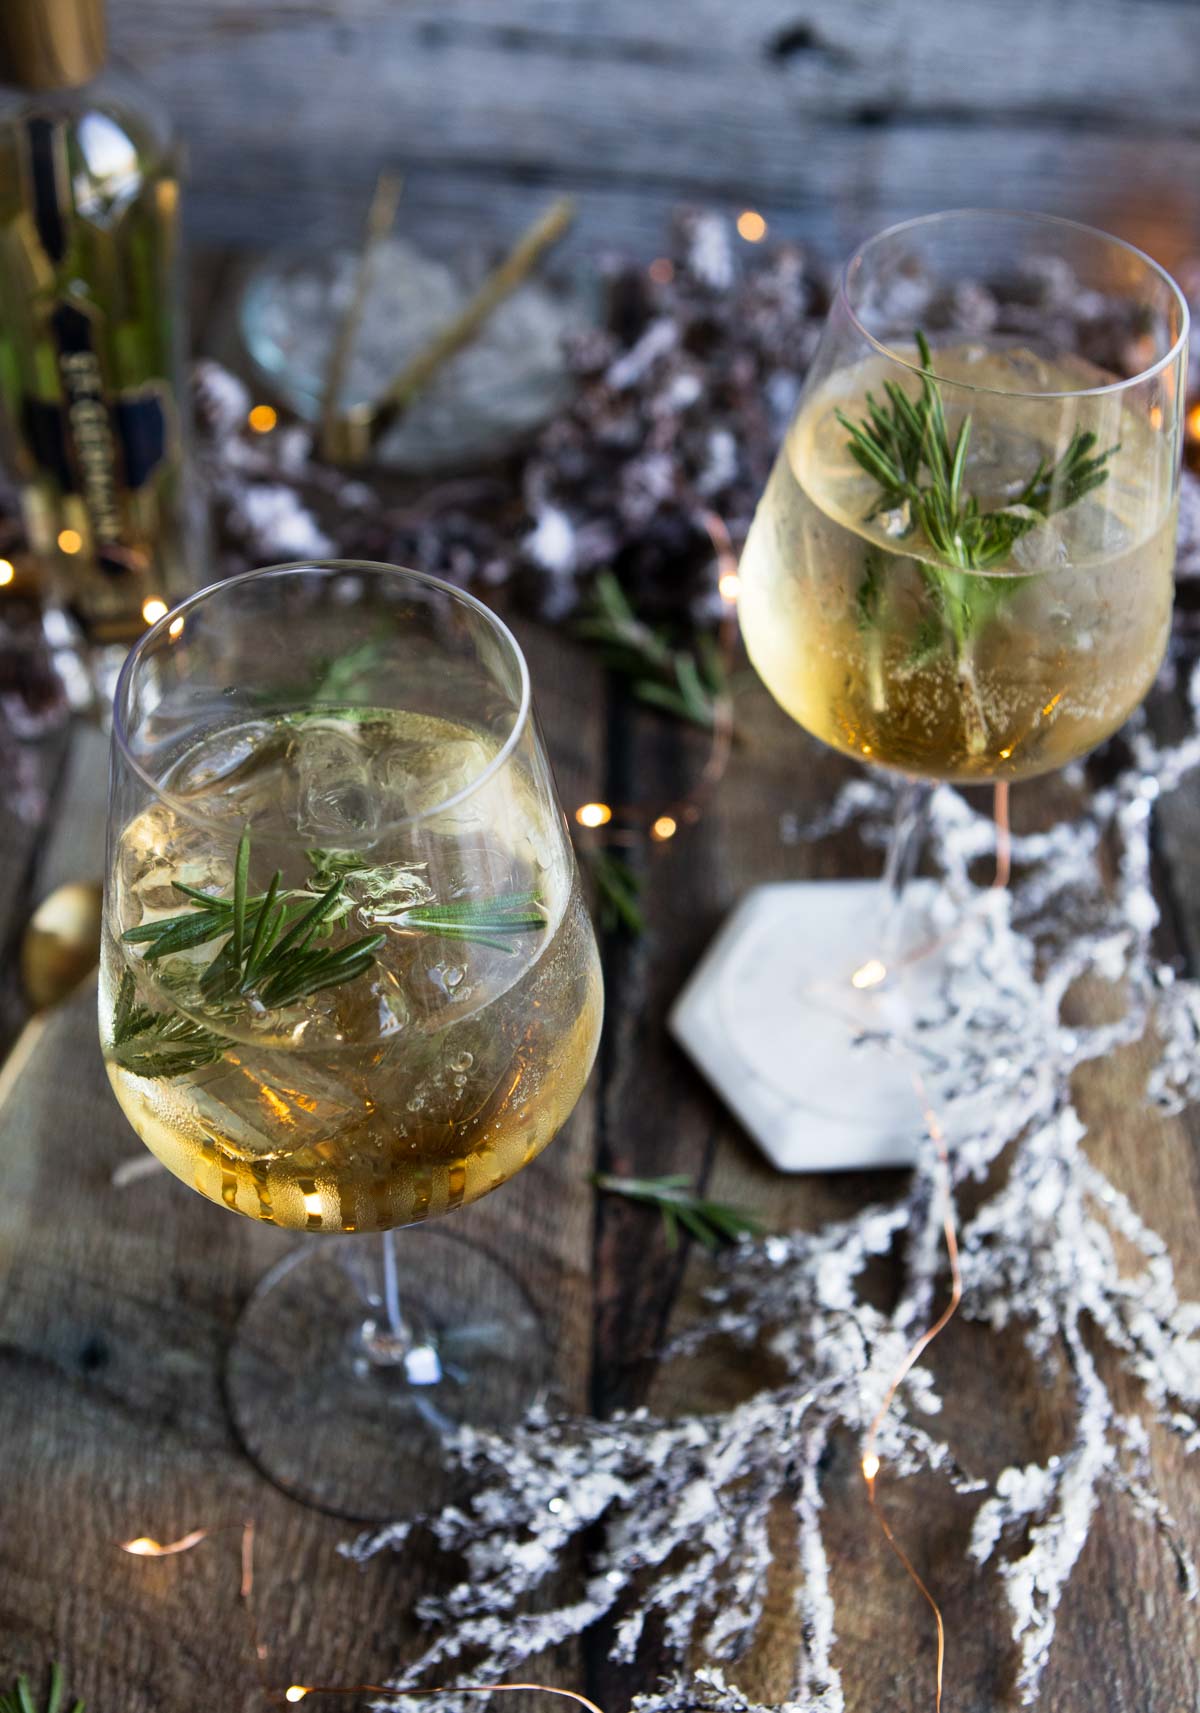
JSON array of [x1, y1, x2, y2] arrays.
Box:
[[224, 1227, 550, 1520], [670, 879, 953, 1173]]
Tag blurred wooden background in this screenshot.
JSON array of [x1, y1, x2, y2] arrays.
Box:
[[109, 0, 1200, 266]]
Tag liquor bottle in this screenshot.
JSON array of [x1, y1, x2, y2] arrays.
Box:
[[0, 0, 199, 693]]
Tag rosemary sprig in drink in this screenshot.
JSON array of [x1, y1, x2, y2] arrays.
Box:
[[113, 831, 545, 1077], [838, 332, 1118, 582], [838, 331, 1118, 746]]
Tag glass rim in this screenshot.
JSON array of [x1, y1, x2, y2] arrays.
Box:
[[838, 208, 1191, 401], [111, 559, 534, 836]]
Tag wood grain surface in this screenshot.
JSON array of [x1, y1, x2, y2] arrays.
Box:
[[108, 0, 1200, 267]]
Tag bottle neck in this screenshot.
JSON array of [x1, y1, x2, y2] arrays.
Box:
[[0, 0, 107, 94]]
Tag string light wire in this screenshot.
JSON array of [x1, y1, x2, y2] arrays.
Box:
[[854, 777, 1010, 1710]]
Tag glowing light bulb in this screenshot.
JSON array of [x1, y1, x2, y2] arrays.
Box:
[[119, 1526, 208, 1556], [57, 528, 83, 554], [651, 815, 677, 841], [718, 569, 740, 603], [736, 210, 767, 243], [1188, 404, 1200, 440], [575, 802, 612, 829], [286, 1689, 309, 1704], [851, 958, 887, 991], [168, 616, 185, 639], [862, 1453, 880, 1482], [0, 559, 13, 587], [142, 597, 169, 625], [248, 403, 278, 433]]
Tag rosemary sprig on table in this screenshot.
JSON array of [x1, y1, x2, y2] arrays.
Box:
[[579, 847, 646, 937], [113, 833, 545, 1078], [595, 1172, 763, 1250], [838, 331, 1118, 652], [577, 571, 728, 729], [0, 1664, 83, 1713]]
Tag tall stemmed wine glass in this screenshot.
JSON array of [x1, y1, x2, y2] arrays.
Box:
[[728, 211, 1187, 1167], [101, 561, 603, 1517]]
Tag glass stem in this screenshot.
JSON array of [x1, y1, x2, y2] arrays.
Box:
[[380, 1229, 409, 1347], [355, 1231, 416, 1368], [878, 777, 934, 969]]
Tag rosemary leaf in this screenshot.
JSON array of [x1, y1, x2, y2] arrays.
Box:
[[0, 1665, 83, 1713], [578, 570, 728, 731], [133, 911, 233, 959], [112, 968, 138, 1044], [856, 546, 887, 631], [231, 827, 251, 969], [844, 330, 1118, 665], [397, 890, 547, 951], [170, 882, 233, 910], [244, 869, 282, 983], [255, 879, 346, 974], [115, 837, 545, 1078], [257, 934, 385, 1009], [579, 847, 645, 936], [594, 1171, 764, 1250]]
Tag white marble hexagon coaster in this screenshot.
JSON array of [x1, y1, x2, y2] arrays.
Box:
[[669, 880, 947, 1173]]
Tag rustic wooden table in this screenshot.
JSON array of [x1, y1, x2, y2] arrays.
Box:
[[2, 285, 1200, 1713]]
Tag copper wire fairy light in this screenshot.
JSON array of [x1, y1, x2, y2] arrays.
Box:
[[121, 1519, 268, 1674], [120, 1519, 606, 1707], [859, 1077, 962, 1713], [120, 1528, 211, 1558], [282, 1683, 607, 1710], [854, 778, 1011, 1711], [119, 1519, 255, 1597]]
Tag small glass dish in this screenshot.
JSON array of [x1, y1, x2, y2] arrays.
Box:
[[238, 237, 595, 472]]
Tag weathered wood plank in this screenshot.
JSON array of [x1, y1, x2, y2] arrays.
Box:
[[115, 0, 1200, 121], [0, 726, 73, 1051], [108, 0, 1200, 261]]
